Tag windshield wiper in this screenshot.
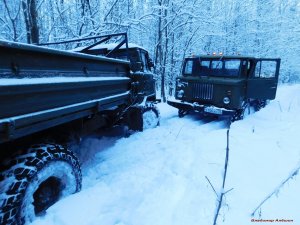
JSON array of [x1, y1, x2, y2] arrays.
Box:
[[215, 55, 224, 69]]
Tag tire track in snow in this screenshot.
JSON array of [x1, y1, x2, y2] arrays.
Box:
[[30, 103, 230, 225], [78, 106, 228, 225]]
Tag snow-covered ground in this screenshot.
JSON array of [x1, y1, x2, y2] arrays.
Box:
[[31, 84, 300, 225]]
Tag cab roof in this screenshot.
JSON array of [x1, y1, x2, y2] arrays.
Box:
[[186, 55, 256, 60]]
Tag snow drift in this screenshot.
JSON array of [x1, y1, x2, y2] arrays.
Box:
[[30, 84, 300, 225]]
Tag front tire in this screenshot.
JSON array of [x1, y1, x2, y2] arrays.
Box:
[[178, 109, 188, 118], [253, 99, 268, 112], [0, 143, 82, 225], [142, 105, 160, 130], [126, 104, 160, 131]]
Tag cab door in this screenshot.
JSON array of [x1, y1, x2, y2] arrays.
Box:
[[246, 59, 281, 100], [132, 49, 156, 100]]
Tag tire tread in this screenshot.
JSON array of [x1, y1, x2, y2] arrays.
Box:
[[0, 143, 81, 225]]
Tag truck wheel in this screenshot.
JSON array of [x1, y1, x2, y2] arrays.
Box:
[[178, 109, 188, 118], [126, 104, 159, 131], [254, 99, 267, 111], [143, 105, 160, 130], [232, 101, 249, 122], [231, 109, 244, 122], [0, 143, 82, 225]]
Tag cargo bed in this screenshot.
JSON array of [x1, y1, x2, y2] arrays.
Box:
[[0, 40, 132, 143]]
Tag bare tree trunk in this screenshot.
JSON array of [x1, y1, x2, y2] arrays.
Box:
[[161, 0, 169, 102], [22, 0, 39, 44], [3, 0, 22, 41], [155, 0, 168, 102], [169, 31, 175, 96]]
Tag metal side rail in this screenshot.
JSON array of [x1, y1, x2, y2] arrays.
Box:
[[0, 91, 130, 144]]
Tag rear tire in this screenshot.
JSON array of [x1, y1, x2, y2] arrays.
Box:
[[0, 143, 81, 225]]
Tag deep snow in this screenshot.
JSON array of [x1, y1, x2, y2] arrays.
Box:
[[30, 84, 300, 225]]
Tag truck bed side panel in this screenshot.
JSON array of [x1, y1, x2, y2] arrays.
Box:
[[0, 41, 132, 143], [0, 78, 130, 119], [0, 40, 130, 78]]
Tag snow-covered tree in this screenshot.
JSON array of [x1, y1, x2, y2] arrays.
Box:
[[0, 0, 299, 87]]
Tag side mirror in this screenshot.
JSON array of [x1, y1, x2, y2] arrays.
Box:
[[131, 62, 143, 72], [149, 59, 154, 68]]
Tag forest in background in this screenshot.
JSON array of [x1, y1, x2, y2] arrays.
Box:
[[1, 0, 299, 100]]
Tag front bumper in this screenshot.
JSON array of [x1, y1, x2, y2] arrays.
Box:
[[167, 98, 235, 116]]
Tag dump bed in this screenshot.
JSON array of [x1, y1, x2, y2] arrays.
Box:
[[0, 40, 132, 143]]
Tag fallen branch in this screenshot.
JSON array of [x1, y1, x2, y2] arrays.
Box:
[[205, 176, 218, 198], [213, 129, 231, 225], [223, 188, 234, 195], [251, 165, 300, 216], [175, 124, 185, 140]]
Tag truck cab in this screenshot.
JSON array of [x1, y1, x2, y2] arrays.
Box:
[[76, 43, 157, 103], [167, 55, 280, 120]]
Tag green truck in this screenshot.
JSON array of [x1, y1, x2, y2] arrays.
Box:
[[167, 54, 281, 120], [0, 33, 159, 224]]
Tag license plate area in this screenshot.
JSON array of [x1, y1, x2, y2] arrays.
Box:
[[204, 106, 222, 115]]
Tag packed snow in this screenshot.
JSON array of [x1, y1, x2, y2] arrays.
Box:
[[30, 84, 300, 225]]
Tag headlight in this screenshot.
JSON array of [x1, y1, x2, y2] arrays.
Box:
[[177, 90, 184, 98], [223, 96, 230, 104], [176, 80, 188, 88]]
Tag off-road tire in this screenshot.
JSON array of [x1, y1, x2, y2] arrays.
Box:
[[0, 143, 82, 225], [142, 104, 160, 130], [178, 109, 188, 118], [126, 104, 160, 131], [231, 109, 244, 122], [253, 99, 267, 112], [231, 101, 249, 122]]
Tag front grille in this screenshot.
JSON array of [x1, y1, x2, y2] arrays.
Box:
[[191, 83, 213, 100]]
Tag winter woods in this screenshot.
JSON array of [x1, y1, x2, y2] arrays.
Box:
[[1, 0, 299, 100]]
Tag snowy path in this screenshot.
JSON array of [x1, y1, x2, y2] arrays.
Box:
[[31, 84, 300, 225], [32, 104, 229, 225]]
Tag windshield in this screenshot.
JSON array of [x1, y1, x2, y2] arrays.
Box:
[[183, 58, 241, 77], [184, 60, 193, 75], [201, 59, 241, 77]]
